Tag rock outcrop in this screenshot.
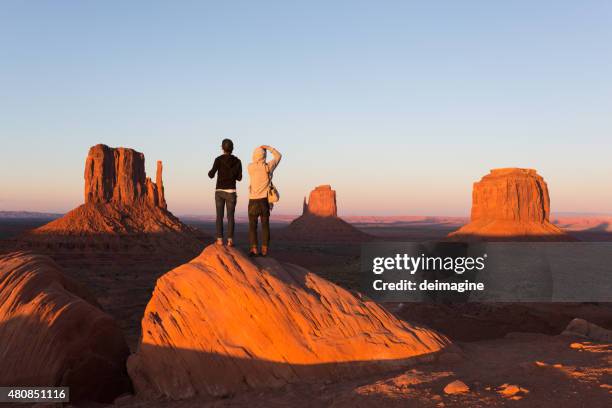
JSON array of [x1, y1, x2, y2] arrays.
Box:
[[84, 144, 167, 209], [20, 144, 203, 253], [562, 318, 612, 342], [0, 251, 131, 402], [282, 185, 371, 242], [449, 168, 571, 241], [127, 245, 449, 400], [304, 185, 337, 217]]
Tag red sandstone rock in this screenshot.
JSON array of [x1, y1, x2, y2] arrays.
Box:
[[84, 144, 165, 208], [304, 185, 337, 217], [449, 168, 570, 241], [127, 245, 449, 399], [33, 201, 194, 237], [444, 380, 470, 394], [283, 185, 371, 242], [155, 160, 167, 210], [0, 251, 130, 402], [471, 168, 550, 223], [20, 144, 204, 253]]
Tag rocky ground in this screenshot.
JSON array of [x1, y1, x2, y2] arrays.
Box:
[[1, 217, 611, 407], [111, 333, 611, 408]]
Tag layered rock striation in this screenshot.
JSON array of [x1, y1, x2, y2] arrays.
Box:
[[127, 245, 449, 399], [84, 144, 166, 209], [0, 251, 131, 402], [449, 168, 570, 240], [283, 185, 371, 242]]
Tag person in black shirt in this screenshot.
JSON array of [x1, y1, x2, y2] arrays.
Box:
[[208, 139, 242, 246]]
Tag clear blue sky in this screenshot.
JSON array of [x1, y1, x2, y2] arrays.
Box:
[[1, 1, 611, 215]]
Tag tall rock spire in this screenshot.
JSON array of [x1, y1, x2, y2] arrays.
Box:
[[156, 160, 167, 210]]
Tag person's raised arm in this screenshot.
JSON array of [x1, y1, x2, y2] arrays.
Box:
[[262, 145, 282, 172], [208, 157, 219, 179]]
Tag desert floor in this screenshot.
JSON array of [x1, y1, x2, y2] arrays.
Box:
[[0, 216, 611, 407]]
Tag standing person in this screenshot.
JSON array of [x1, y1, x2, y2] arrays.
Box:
[[208, 138, 242, 246], [247, 145, 282, 257]]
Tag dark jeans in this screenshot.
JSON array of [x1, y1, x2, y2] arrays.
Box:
[[248, 198, 270, 247], [215, 191, 237, 239]]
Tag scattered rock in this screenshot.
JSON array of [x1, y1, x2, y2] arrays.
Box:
[[127, 245, 449, 399], [443, 380, 470, 394], [497, 383, 529, 399], [448, 168, 572, 241], [498, 384, 520, 396], [0, 252, 131, 402], [570, 342, 585, 349]]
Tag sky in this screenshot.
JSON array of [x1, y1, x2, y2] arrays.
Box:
[[1, 1, 611, 216]]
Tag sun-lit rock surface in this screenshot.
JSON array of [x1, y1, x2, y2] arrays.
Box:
[[84, 144, 166, 209], [0, 251, 131, 402], [19, 144, 203, 252], [304, 184, 338, 217], [121, 330, 612, 407], [127, 245, 449, 399], [449, 168, 571, 240]]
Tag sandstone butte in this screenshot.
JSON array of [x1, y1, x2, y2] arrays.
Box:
[[127, 245, 449, 400], [20, 144, 203, 252], [304, 184, 338, 217], [0, 251, 130, 402], [283, 185, 372, 242], [448, 168, 572, 241]]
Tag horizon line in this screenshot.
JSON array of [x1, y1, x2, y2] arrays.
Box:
[[2, 210, 612, 218]]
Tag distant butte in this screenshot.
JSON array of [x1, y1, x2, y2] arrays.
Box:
[[282, 185, 371, 242], [303, 184, 337, 217], [84, 144, 167, 208], [448, 168, 573, 241], [18, 144, 204, 254]]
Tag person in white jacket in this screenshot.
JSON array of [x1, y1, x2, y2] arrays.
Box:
[[247, 145, 282, 257]]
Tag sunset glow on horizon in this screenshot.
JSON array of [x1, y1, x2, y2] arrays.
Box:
[[2, 1, 611, 216]]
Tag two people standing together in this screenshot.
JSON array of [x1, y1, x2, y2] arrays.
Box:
[[208, 139, 282, 257]]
